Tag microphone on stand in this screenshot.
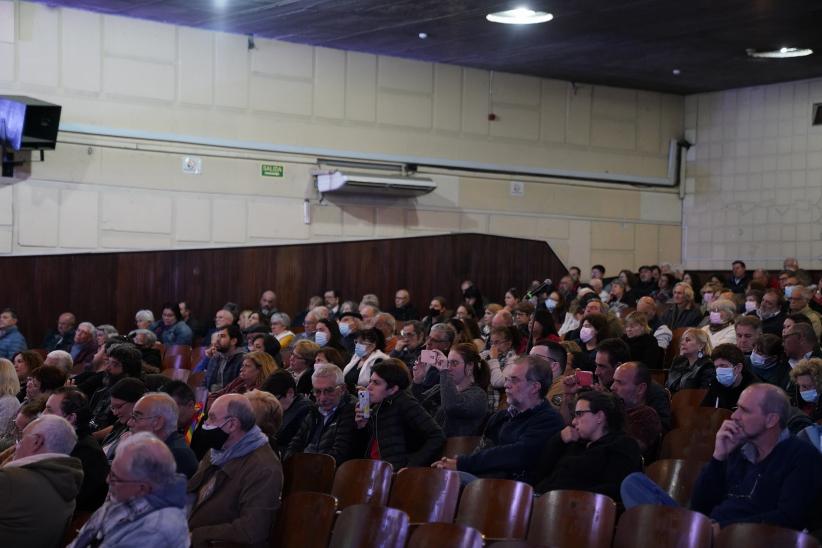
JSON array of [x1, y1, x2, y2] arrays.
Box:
[[524, 278, 553, 300]]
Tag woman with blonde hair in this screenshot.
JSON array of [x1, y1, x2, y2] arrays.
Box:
[[0, 358, 21, 445], [702, 298, 737, 347], [244, 389, 283, 453], [790, 358, 822, 421], [666, 327, 714, 393], [621, 312, 663, 369], [207, 351, 278, 410]]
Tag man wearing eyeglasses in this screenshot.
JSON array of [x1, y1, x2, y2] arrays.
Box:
[[127, 393, 198, 479], [284, 363, 355, 464], [0, 415, 82, 547], [67, 432, 190, 548], [390, 320, 425, 369]]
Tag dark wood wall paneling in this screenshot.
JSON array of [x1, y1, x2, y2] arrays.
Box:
[[0, 234, 567, 347]]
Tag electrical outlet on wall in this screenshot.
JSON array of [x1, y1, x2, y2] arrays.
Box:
[[510, 181, 525, 197]]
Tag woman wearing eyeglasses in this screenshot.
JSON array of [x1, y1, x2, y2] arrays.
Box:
[[206, 351, 278, 412], [531, 391, 642, 502], [413, 343, 491, 437]]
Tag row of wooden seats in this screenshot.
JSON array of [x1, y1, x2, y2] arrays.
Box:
[[276, 493, 820, 548]]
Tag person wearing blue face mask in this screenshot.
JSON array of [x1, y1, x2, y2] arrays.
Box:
[[341, 328, 389, 395], [701, 344, 758, 410], [336, 312, 362, 356], [314, 318, 350, 362], [789, 358, 822, 422], [749, 333, 791, 390]]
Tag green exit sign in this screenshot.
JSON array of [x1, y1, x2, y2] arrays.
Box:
[[261, 164, 284, 177]]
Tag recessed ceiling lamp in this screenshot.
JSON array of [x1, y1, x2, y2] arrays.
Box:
[[486, 7, 554, 25], [747, 47, 813, 59]]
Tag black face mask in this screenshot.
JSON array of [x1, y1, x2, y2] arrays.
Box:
[[199, 423, 230, 451]]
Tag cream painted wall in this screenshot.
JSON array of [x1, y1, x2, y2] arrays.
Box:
[[0, 1, 684, 272], [683, 77, 822, 270]]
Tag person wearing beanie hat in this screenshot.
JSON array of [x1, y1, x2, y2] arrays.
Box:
[[100, 377, 147, 462]]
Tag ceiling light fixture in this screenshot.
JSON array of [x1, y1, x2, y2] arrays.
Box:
[[418, 32, 428, 39], [486, 7, 554, 25], [747, 47, 813, 59]]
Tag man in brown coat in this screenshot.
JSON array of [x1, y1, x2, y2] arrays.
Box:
[[188, 393, 283, 548]]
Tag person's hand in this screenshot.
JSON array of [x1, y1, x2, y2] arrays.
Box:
[[394, 339, 407, 352], [432, 457, 457, 470], [563, 371, 581, 395], [354, 406, 369, 429], [713, 420, 744, 461], [205, 345, 217, 359], [560, 426, 580, 444], [412, 359, 429, 384], [592, 382, 607, 393], [489, 345, 500, 360]]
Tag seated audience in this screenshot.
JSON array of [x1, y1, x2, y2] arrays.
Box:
[[248, 333, 283, 367], [531, 342, 570, 409], [666, 328, 715, 393], [315, 318, 349, 361], [43, 311, 76, 352], [342, 327, 390, 393], [337, 311, 362, 355], [660, 282, 703, 329], [734, 315, 761, 356], [68, 432, 190, 548], [753, 288, 786, 336], [529, 309, 560, 347], [610, 362, 662, 457], [571, 313, 609, 372], [261, 369, 311, 453], [701, 344, 758, 410], [134, 309, 155, 331], [101, 378, 147, 461], [0, 415, 82, 547], [0, 396, 45, 457], [208, 350, 278, 408], [24, 364, 67, 402], [88, 343, 144, 431], [128, 392, 198, 478], [44, 387, 109, 511], [750, 333, 790, 389], [12, 350, 43, 401], [622, 384, 822, 532], [130, 328, 162, 369], [636, 296, 673, 349], [388, 288, 418, 322], [621, 311, 663, 369], [374, 312, 399, 353], [433, 355, 564, 484], [288, 340, 320, 396], [161, 380, 202, 444], [0, 308, 27, 359], [788, 286, 822, 338], [390, 320, 425, 369], [703, 298, 737, 347], [188, 393, 283, 547], [44, 349, 74, 374], [790, 358, 822, 421], [0, 359, 20, 444], [203, 324, 245, 393], [414, 343, 490, 437], [532, 391, 642, 501], [285, 363, 355, 464], [355, 358, 444, 468], [782, 321, 822, 375], [244, 389, 283, 454], [269, 312, 295, 350], [70, 322, 99, 373]]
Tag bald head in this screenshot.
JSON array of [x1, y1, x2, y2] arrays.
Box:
[[14, 414, 77, 460], [131, 393, 179, 438], [116, 432, 177, 491], [492, 310, 513, 328], [742, 384, 790, 429]]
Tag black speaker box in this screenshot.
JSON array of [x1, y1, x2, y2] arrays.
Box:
[[0, 95, 62, 151]]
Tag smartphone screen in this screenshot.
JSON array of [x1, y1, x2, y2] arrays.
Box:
[[576, 370, 594, 387], [421, 349, 438, 366]]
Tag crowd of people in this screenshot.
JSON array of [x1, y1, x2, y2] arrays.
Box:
[[0, 256, 821, 545]]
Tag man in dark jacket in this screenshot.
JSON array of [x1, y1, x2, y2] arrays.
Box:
[[44, 387, 109, 512], [390, 320, 425, 369], [204, 324, 245, 393], [285, 363, 355, 464], [660, 283, 703, 329], [433, 354, 564, 484], [43, 312, 77, 352], [262, 370, 312, 455], [700, 344, 757, 410], [128, 393, 199, 478]]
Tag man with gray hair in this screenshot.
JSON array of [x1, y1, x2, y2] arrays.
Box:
[[128, 393, 198, 478], [0, 415, 83, 547], [285, 363, 356, 464], [68, 432, 190, 548], [44, 349, 74, 374], [70, 321, 98, 373], [787, 286, 822, 338], [188, 393, 283, 547]]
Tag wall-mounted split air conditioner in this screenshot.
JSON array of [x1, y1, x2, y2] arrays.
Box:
[[316, 170, 436, 198]]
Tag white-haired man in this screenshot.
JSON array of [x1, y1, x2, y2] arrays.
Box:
[[0, 415, 83, 546], [128, 393, 198, 478], [68, 432, 190, 548]]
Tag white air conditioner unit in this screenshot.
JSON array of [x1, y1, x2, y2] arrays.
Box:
[[316, 170, 436, 197]]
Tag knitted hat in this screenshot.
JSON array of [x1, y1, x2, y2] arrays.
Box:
[[109, 377, 147, 403]]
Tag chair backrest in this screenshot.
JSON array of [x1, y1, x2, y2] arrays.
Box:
[[442, 436, 483, 458], [671, 388, 709, 414], [328, 504, 409, 548], [331, 459, 394, 509], [527, 489, 617, 548], [645, 459, 708, 507], [716, 522, 822, 548], [187, 371, 205, 390], [161, 368, 190, 382], [162, 353, 191, 371], [455, 478, 534, 540], [61, 510, 93, 547], [283, 452, 337, 497], [613, 504, 712, 548], [659, 428, 716, 462], [164, 344, 192, 361], [190, 346, 207, 369], [388, 467, 461, 523], [674, 406, 732, 432], [407, 522, 484, 548], [664, 328, 689, 368], [272, 491, 338, 548]]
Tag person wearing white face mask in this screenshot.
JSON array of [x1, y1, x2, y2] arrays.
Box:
[[701, 299, 737, 348], [572, 313, 609, 373], [789, 358, 822, 422], [700, 344, 757, 410]]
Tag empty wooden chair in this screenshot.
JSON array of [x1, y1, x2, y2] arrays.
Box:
[[674, 406, 731, 432], [407, 522, 483, 548], [442, 436, 482, 458], [272, 491, 338, 548], [613, 505, 712, 548], [527, 489, 617, 548], [331, 459, 393, 509], [645, 459, 708, 507], [328, 504, 409, 548], [455, 478, 533, 540], [716, 522, 821, 548], [659, 428, 716, 462], [282, 452, 336, 497], [388, 467, 460, 523]]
